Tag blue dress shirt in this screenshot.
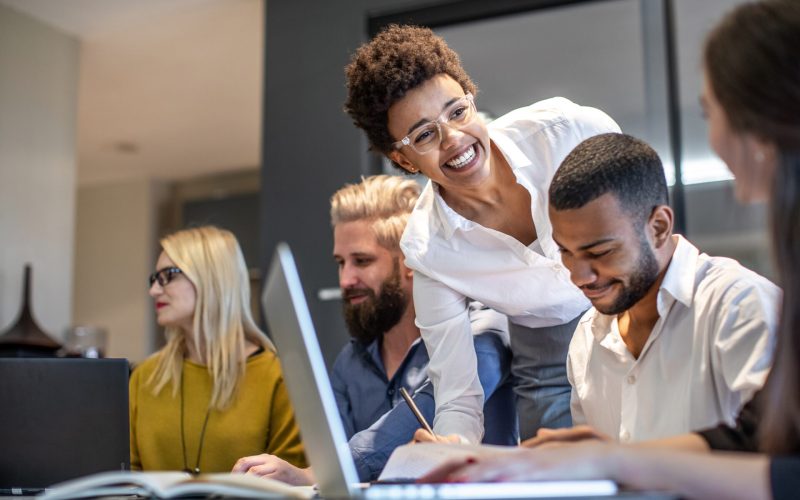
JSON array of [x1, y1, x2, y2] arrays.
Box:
[[331, 303, 518, 481]]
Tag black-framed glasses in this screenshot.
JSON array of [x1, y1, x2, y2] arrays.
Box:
[[149, 267, 183, 287]]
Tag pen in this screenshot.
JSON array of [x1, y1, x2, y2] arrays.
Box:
[[399, 387, 436, 437]]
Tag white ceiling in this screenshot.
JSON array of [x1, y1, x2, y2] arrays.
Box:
[[0, 0, 263, 186]]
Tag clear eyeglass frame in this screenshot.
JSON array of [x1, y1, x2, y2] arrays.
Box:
[[392, 93, 476, 155]]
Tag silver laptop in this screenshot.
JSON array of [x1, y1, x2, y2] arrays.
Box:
[[263, 243, 621, 499]]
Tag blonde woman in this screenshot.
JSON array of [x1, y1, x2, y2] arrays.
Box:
[[129, 226, 306, 473]]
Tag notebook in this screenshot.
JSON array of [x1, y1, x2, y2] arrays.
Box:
[[262, 243, 619, 498], [0, 358, 130, 494]]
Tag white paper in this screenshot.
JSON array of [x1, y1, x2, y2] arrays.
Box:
[[378, 442, 517, 481]]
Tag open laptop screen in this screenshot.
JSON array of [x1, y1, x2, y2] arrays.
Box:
[[263, 243, 361, 498]]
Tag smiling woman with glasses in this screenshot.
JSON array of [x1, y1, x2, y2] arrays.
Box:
[[391, 93, 476, 154], [344, 25, 620, 444], [129, 226, 307, 474]]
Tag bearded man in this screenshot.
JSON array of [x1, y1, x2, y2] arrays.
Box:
[[539, 133, 778, 444], [234, 175, 517, 483], [329, 176, 517, 465]]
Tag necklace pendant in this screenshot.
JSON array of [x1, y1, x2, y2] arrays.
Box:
[[180, 367, 211, 480]]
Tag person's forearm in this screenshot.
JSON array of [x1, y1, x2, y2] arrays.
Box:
[[635, 433, 711, 453], [612, 447, 770, 500]]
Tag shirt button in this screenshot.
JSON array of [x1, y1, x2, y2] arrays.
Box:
[[626, 375, 636, 385], [387, 388, 395, 396], [620, 430, 630, 442]]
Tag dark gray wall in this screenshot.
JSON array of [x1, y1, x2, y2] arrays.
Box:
[[260, 0, 450, 369]]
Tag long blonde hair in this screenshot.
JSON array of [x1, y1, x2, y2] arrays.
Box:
[[147, 226, 274, 410]]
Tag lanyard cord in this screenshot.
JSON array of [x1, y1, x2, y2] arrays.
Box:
[[180, 367, 212, 475]]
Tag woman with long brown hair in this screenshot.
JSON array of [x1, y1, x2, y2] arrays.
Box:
[[429, 1, 800, 498]]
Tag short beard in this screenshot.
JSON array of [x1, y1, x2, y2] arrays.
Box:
[[342, 261, 409, 345], [595, 236, 660, 315]]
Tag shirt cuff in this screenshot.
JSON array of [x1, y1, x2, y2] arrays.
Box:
[[433, 413, 482, 444], [696, 424, 759, 452]]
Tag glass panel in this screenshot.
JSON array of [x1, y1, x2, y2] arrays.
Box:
[[437, 0, 673, 180], [675, 0, 743, 185], [383, 0, 772, 278]]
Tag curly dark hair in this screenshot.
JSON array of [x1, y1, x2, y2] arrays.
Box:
[[344, 24, 477, 155]]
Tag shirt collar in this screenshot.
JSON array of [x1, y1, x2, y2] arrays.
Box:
[[351, 337, 383, 369], [429, 182, 471, 239], [657, 234, 697, 313], [353, 335, 424, 377], [425, 128, 533, 240], [589, 312, 615, 342]]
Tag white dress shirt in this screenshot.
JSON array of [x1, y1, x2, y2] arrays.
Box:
[[400, 97, 620, 442], [568, 235, 778, 443]]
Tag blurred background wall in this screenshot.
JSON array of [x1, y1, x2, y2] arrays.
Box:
[[0, 0, 767, 368], [0, 3, 78, 343]]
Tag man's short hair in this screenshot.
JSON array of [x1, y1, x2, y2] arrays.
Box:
[[344, 24, 476, 155], [330, 175, 420, 250], [549, 133, 669, 223]]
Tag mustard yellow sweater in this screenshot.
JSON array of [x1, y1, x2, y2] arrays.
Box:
[[129, 349, 307, 472]]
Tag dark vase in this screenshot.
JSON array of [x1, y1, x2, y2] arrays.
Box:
[[0, 264, 62, 357]]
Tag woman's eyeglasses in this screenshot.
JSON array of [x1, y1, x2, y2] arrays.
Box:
[[392, 93, 477, 155], [148, 267, 183, 287]]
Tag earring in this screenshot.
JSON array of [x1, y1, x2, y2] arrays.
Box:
[[754, 150, 765, 163]]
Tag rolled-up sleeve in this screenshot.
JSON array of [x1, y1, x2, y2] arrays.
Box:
[[698, 389, 762, 452], [712, 279, 778, 421]]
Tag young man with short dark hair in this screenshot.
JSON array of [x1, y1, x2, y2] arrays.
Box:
[[546, 133, 777, 443]]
